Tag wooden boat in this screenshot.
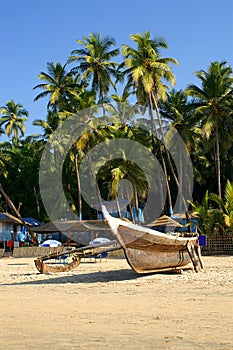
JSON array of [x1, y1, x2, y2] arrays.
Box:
[[34, 240, 121, 273], [102, 206, 203, 273], [34, 209, 203, 274]]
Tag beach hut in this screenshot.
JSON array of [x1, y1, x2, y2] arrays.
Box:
[[0, 213, 42, 253], [0, 213, 25, 253], [32, 219, 114, 247], [146, 215, 183, 233]]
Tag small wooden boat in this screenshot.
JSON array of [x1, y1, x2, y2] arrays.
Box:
[[102, 206, 203, 273], [34, 240, 121, 273]]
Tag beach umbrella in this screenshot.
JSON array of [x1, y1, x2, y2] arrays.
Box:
[[90, 237, 110, 245], [40, 239, 62, 247], [90, 237, 110, 259]]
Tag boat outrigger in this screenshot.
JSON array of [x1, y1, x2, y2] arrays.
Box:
[[34, 207, 204, 274], [34, 239, 121, 273]]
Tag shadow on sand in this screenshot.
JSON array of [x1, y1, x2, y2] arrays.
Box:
[[1, 264, 181, 286]]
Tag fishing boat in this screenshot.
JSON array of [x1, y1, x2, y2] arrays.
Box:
[[34, 208, 203, 274], [102, 206, 203, 273]]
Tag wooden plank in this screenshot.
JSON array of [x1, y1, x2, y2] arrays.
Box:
[[186, 241, 203, 272]]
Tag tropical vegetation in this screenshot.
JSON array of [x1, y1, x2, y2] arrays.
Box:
[[0, 31, 232, 237]]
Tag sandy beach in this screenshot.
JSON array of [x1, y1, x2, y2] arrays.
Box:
[[0, 254, 233, 350]]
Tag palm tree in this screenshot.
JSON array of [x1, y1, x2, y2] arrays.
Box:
[[33, 62, 81, 111], [122, 31, 178, 103], [108, 161, 147, 221], [69, 33, 119, 103], [33, 109, 63, 139], [0, 100, 28, 141], [106, 93, 139, 125], [185, 61, 233, 198], [159, 89, 202, 211], [159, 90, 198, 148], [121, 31, 183, 215], [0, 141, 11, 181], [189, 191, 224, 237], [223, 180, 233, 232], [209, 180, 233, 233]]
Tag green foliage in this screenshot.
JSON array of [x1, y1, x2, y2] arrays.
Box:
[[190, 181, 233, 235], [0, 100, 28, 141], [185, 61, 233, 197], [0, 138, 48, 220], [0, 32, 233, 225], [189, 191, 224, 236], [209, 180, 233, 233], [69, 33, 119, 102]]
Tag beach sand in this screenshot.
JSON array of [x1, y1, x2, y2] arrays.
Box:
[[0, 255, 232, 349]]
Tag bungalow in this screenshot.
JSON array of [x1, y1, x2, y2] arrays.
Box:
[[0, 213, 42, 253], [0, 213, 24, 252]]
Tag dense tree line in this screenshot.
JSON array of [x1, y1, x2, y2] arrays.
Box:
[[0, 32, 232, 234]]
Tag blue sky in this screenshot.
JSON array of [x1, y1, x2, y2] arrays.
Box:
[[0, 0, 233, 136]]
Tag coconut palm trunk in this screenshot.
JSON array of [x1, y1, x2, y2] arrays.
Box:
[[215, 118, 221, 198], [148, 94, 173, 214], [152, 94, 190, 219], [185, 61, 233, 199], [75, 153, 82, 220]]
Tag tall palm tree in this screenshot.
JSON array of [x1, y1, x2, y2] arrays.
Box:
[[121, 31, 183, 215], [186, 61, 233, 197], [159, 89, 199, 212], [159, 89, 197, 148], [33, 62, 81, 111], [122, 31, 178, 104], [69, 33, 119, 103], [0, 100, 28, 141]]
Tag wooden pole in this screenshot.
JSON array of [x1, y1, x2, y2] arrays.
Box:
[[186, 240, 203, 272]]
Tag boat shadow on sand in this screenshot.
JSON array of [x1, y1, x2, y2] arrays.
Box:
[[1, 266, 183, 286]]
